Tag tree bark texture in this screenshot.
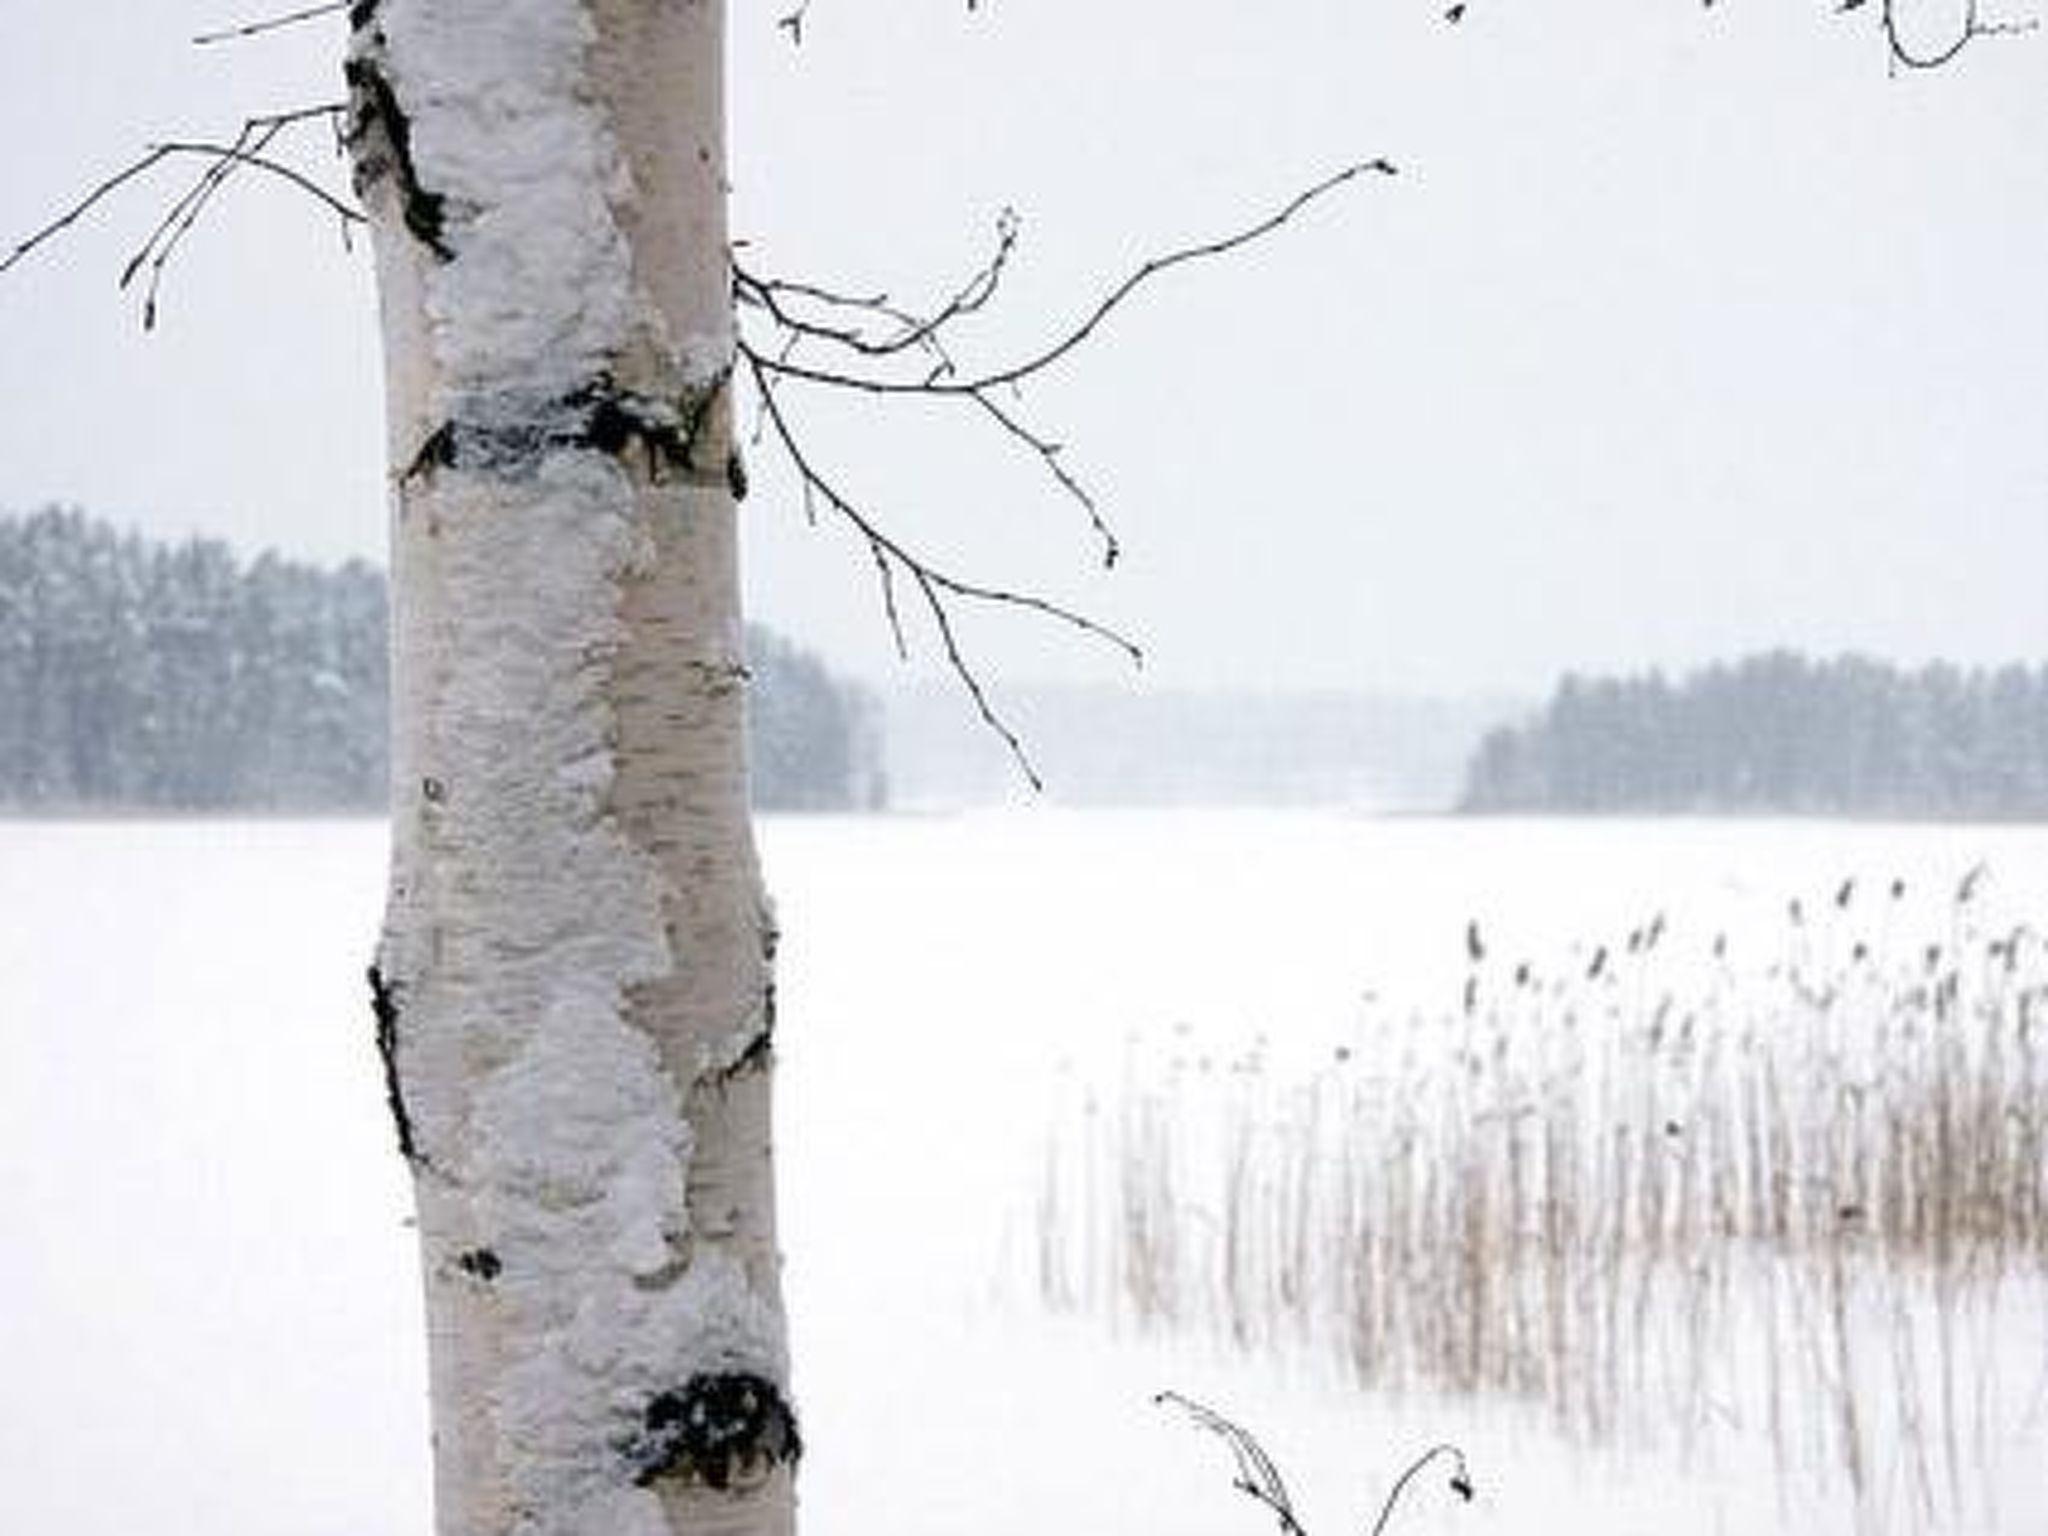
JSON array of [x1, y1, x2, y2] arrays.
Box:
[[346, 4, 796, 1533]]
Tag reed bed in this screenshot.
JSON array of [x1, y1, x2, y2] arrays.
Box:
[[1037, 866, 2048, 1529]]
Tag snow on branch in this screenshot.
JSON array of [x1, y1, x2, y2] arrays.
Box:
[[733, 162, 1392, 786]]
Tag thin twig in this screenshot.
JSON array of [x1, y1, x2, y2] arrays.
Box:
[[748, 162, 1392, 399], [744, 359, 1138, 660], [1160, 1394, 1474, 1536], [1878, 0, 2037, 70], [737, 208, 1016, 369], [736, 168, 1390, 571], [1, 105, 359, 320], [129, 136, 361, 325], [124, 129, 281, 328], [1445, 0, 2036, 71], [744, 347, 1141, 790], [1367, 1443, 1474, 1536], [2, 152, 177, 276], [732, 163, 1386, 779], [1156, 1392, 1309, 1536], [968, 388, 1114, 566], [192, 1, 349, 46]]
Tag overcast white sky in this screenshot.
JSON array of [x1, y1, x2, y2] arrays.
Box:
[[2, 1, 2044, 697]]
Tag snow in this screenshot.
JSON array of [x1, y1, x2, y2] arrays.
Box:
[[373, 0, 636, 414], [2, 810, 2045, 1535], [360, 6, 769, 1522], [390, 450, 776, 1527]]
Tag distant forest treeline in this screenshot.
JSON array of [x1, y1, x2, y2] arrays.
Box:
[[1462, 651, 2048, 818], [0, 508, 882, 812]]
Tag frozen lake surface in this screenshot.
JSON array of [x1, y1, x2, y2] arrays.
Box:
[[1, 811, 2044, 1534]]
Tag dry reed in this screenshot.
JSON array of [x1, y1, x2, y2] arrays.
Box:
[[1038, 865, 2048, 1531]]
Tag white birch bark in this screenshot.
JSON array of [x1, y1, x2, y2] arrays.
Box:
[[345, 4, 796, 1533]]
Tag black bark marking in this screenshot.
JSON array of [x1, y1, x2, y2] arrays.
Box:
[[710, 917, 778, 1084], [455, 1247, 502, 1282], [629, 1373, 801, 1490], [402, 375, 732, 483], [403, 423, 457, 482], [368, 963, 421, 1164], [347, 0, 380, 30], [343, 52, 452, 260], [713, 1022, 774, 1085], [726, 448, 749, 502]]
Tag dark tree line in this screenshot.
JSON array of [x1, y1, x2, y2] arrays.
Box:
[[0, 507, 882, 812], [1461, 650, 2048, 819], [746, 624, 886, 812]]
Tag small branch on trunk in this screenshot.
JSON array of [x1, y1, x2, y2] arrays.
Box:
[[734, 164, 1388, 781], [742, 345, 1144, 789], [7, 85, 1382, 787], [1, 104, 359, 328], [193, 1, 350, 47]]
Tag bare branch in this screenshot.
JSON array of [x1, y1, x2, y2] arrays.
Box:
[[739, 269, 961, 378], [737, 207, 1017, 370], [2, 150, 178, 277], [1876, 0, 2038, 70], [741, 345, 1142, 791], [192, 1, 349, 47], [958, 160, 1391, 393], [1444, 0, 2037, 69], [1, 106, 359, 326], [1156, 1392, 1309, 1536], [133, 135, 360, 326], [731, 163, 1386, 779], [966, 388, 1115, 567], [742, 353, 1138, 661], [906, 561, 1045, 793], [1160, 1394, 1475, 1536], [868, 543, 910, 662], [748, 162, 1392, 400], [125, 108, 356, 324], [1367, 1443, 1475, 1536], [735, 165, 1388, 583]]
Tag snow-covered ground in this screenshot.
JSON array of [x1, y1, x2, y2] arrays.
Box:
[[2, 811, 2044, 1535]]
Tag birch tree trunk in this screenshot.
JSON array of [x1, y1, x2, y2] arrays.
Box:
[[345, 5, 796, 1533]]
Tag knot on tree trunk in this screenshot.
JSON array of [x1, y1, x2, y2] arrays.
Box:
[[628, 1372, 802, 1491]]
